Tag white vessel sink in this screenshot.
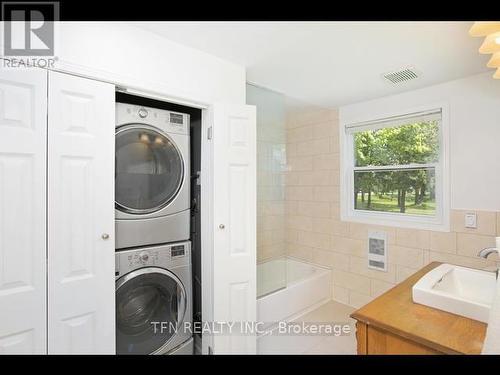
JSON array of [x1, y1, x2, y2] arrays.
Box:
[[412, 263, 497, 323]]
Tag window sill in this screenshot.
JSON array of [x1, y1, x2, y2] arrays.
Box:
[[341, 211, 450, 232]]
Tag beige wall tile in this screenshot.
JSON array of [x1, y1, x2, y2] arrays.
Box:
[[312, 153, 339, 171], [349, 255, 397, 283], [390, 245, 425, 268], [286, 215, 313, 231], [296, 138, 330, 156], [297, 230, 330, 250], [396, 265, 420, 283], [285, 201, 298, 215], [287, 156, 313, 171], [313, 186, 339, 202], [430, 231, 457, 254], [311, 217, 335, 235], [332, 269, 371, 295], [330, 136, 339, 154], [262, 215, 285, 231], [331, 236, 365, 258], [286, 242, 313, 262], [285, 186, 314, 201], [349, 291, 373, 309], [291, 108, 338, 126], [395, 228, 430, 249], [330, 202, 340, 219], [456, 233, 496, 258], [371, 279, 395, 298], [286, 228, 298, 243], [312, 249, 349, 271], [331, 221, 349, 236], [298, 170, 336, 186], [331, 170, 340, 186], [451, 209, 497, 236], [423, 249, 431, 266], [287, 125, 314, 143], [297, 201, 331, 218], [284, 171, 300, 186], [348, 223, 396, 244], [283, 105, 500, 309], [286, 142, 297, 157], [312, 122, 337, 139], [332, 284, 349, 305], [428, 251, 494, 269]]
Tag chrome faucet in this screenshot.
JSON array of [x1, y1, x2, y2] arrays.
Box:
[[478, 247, 500, 279]]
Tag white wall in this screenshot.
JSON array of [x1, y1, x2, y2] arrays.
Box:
[[53, 22, 246, 106], [340, 72, 500, 211]]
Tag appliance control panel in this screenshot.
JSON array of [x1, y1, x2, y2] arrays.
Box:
[[126, 250, 160, 268], [116, 103, 190, 136], [115, 241, 191, 277]]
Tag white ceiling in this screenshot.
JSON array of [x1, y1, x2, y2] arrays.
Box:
[[135, 21, 490, 108]]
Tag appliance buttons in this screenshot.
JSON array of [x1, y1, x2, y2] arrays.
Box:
[[138, 108, 148, 118]]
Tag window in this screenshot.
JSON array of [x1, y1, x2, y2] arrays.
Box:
[[341, 108, 449, 230]]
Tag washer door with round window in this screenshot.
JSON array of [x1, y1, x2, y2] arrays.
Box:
[[115, 124, 186, 217], [115, 268, 187, 355]]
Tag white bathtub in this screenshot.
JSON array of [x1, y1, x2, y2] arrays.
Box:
[[257, 257, 332, 325]]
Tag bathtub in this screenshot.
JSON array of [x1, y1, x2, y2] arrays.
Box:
[[257, 257, 332, 325]]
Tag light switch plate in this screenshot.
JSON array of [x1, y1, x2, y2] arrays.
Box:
[[465, 213, 477, 229]]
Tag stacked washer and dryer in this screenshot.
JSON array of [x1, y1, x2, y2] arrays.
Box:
[[114, 103, 193, 355]]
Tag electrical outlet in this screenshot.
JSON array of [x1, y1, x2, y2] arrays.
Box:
[[465, 213, 477, 229]]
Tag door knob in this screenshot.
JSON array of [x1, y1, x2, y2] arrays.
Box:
[[101, 233, 110, 240], [219, 224, 225, 229]]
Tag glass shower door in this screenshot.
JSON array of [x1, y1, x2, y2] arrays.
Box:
[[246, 83, 288, 298]]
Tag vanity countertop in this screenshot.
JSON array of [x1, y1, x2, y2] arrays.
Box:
[[350, 262, 487, 354]]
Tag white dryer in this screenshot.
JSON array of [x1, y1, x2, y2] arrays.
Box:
[[115, 241, 193, 355], [115, 103, 190, 249]]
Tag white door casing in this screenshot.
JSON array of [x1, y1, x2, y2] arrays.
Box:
[[212, 104, 257, 354], [48, 71, 115, 354], [0, 67, 47, 354]]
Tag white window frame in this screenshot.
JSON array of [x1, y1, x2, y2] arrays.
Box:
[[340, 104, 450, 232]]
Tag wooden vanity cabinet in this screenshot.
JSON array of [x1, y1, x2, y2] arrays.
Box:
[[351, 262, 487, 355]]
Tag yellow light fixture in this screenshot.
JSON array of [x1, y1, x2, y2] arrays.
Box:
[[479, 31, 500, 54], [487, 52, 500, 68], [469, 22, 500, 37], [469, 22, 500, 79]]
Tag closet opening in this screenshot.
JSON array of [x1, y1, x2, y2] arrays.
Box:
[[114, 91, 203, 355]]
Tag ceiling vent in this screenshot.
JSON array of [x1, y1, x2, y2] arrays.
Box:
[[382, 67, 419, 84]]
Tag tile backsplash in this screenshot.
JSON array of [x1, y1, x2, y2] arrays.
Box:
[[284, 106, 500, 309]]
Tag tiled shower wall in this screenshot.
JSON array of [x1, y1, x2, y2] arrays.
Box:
[[285, 107, 500, 308], [247, 84, 287, 262]]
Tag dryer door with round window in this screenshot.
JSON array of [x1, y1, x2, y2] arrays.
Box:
[[115, 125, 184, 214], [115, 268, 187, 355]]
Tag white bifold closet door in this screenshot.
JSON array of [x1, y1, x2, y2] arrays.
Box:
[[212, 104, 257, 354], [47, 71, 115, 354], [0, 67, 47, 354]]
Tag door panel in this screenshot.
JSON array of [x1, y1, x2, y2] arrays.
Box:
[[212, 104, 256, 354], [48, 71, 115, 354], [0, 67, 47, 354]]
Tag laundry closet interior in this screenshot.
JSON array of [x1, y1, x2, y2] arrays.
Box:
[[114, 92, 203, 355]]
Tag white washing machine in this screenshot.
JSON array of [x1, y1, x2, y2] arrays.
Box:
[[115, 103, 190, 249], [115, 241, 193, 355]]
